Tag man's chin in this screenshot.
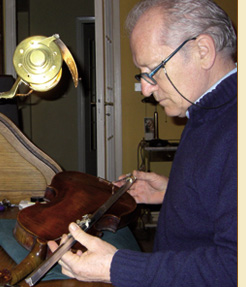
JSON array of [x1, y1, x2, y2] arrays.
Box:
[[163, 106, 185, 118]]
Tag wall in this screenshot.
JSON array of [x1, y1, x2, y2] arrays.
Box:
[[119, 0, 237, 176]]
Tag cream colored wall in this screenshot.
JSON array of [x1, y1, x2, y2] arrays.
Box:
[[119, 0, 237, 176]]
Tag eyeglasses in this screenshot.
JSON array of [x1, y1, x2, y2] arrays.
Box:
[[135, 37, 197, 86]]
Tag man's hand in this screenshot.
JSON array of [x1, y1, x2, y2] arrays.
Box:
[[115, 170, 168, 204], [48, 222, 117, 283]]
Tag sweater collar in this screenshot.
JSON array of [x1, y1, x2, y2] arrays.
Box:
[[186, 71, 237, 122]]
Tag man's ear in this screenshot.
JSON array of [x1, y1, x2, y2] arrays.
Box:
[[196, 34, 216, 70]]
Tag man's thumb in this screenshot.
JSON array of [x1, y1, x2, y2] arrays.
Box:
[[69, 222, 92, 249]]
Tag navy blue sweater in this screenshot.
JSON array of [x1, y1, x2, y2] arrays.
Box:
[[111, 72, 237, 287]]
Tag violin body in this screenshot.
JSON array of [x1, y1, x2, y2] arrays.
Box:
[[14, 171, 136, 251], [1, 171, 137, 286]]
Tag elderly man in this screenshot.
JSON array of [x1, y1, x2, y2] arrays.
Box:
[[49, 0, 237, 286]]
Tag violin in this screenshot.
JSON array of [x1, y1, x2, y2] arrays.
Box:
[[0, 171, 137, 286]]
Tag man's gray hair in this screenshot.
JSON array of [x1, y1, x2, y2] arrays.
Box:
[[125, 0, 237, 60]]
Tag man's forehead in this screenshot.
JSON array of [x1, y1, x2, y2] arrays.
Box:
[[131, 8, 166, 49], [131, 13, 164, 46], [130, 31, 166, 69], [129, 7, 170, 67]]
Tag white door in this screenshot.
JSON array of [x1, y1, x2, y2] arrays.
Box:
[[95, 0, 122, 181]]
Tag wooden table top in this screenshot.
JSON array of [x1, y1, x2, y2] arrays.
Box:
[[0, 206, 19, 219], [0, 207, 113, 287]]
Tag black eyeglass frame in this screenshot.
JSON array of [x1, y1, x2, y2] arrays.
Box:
[[135, 37, 197, 85]]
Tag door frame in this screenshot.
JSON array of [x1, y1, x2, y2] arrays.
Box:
[[95, 0, 122, 179]]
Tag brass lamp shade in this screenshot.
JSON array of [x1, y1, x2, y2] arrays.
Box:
[[0, 34, 78, 99], [13, 35, 63, 92]]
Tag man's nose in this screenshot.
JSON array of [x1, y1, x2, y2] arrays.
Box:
[[141, 79, 158, 97]]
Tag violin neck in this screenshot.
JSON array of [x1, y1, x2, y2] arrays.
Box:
[[90, 176, 135, 224]]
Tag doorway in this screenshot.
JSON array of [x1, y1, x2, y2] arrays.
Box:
[[77, 17, 97, 176]]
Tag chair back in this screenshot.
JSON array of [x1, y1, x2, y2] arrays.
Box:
[[0, 112, 62, 204]]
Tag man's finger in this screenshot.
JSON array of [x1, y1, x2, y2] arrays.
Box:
[[133, 169, 154, 180], [48, 240, 59, 252], [69, 222, 97, 250], [58, 258, 73, 274]]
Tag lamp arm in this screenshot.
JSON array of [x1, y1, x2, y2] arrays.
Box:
[[0, 77, 31, 99]]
